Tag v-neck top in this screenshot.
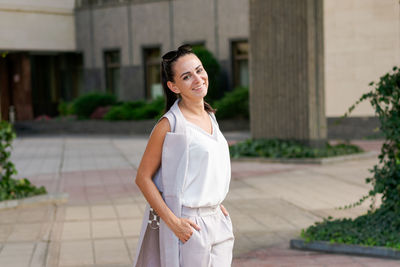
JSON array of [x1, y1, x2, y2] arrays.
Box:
[[181, 113, 231, 207]]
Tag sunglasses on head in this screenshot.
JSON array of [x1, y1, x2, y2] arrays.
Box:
[[162, 44, 193, 62]]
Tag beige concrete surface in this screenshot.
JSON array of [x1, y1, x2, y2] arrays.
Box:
[[0, 136, 393, 266]]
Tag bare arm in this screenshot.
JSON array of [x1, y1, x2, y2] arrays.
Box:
[[135, 118, 200, 242]]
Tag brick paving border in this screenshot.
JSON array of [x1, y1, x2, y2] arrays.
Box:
[[0, 193, 68, 210]]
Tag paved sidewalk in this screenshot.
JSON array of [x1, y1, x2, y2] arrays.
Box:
[[0, 135, 398, 266]]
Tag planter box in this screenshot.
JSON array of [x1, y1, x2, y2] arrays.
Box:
[[232, 151, 378, 165], [290, 239, 400, 260], [0, 193, 68, 210], [14, 119, 250, 136]]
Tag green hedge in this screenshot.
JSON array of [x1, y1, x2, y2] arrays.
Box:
[[213, 87, 249, 119], [301, 207, 400, 250], [73, 93, 117, 119], [104, 97, 164, 121], [58, 100, 75, 116], [301, 66, 400, 250], [229, 139, 363, 159]]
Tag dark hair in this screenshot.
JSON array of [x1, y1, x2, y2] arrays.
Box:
[[161, 44, 215, 113]]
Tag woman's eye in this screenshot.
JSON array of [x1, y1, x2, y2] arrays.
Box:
[[197, 68, 203, 73], [183, 75, 190, 80]]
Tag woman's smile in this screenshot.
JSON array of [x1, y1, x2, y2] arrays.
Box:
[[192, 84, 206, 92]]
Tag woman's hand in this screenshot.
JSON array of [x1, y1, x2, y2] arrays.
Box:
[[220, 204, 229, 216], [171, 217, 201, 243]]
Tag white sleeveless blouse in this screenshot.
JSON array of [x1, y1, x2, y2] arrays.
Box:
[[181, 114, 231, 208]]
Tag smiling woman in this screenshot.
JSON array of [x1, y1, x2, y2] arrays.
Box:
[[133, 45, 234, 267]]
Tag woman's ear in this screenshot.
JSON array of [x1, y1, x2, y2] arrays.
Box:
[[167, 81, 180, 94]]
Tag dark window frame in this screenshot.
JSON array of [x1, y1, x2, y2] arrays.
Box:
[[230, 39, 249, 89], [103, 48, 121, 95], [142, 45, 162, 100]]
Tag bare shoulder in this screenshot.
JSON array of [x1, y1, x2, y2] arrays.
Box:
[[149, 117, 171, 143], [137, 117, 171, 178], [154, 117, 171, 134]]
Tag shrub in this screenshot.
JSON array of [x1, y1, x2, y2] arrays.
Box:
[[58, 100, 75, 116], [301, 66, 400, 249], [229, 139, 362, 159], [340, 66, 400, 211], [192, 47, 222, 102], [104, 97, 164, 121], [213, 87, 249, 119], [73, 93, 117, 119], [301, 205, 400, 250], [132, 97, 164, 120], [104, 104, 134, 120], [123, 101, 146, 110], [0, 121, 46, 201], [90, 106, 111, 120]]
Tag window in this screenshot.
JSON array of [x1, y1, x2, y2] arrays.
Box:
[[104, 50, 121, 97], [232, 41, 249, 88], [143, 47, 162, 100]]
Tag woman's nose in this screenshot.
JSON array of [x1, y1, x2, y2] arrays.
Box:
[[193, 73, 203, 83]]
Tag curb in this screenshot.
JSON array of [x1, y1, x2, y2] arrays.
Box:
[[0, 193, 69, 210], [232, 151, 379, 165], [290, 239, 400, 260], [14, 119, 250, 136]]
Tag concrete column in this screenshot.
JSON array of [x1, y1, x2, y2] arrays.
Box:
[[0, 57, 10, 121], [249, 0, 326, 146], [8, 53, 34, 121]]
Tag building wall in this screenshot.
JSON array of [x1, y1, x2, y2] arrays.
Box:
[[75, 0, 250, 99], [218, 0, 249, 61], [0, 0, 76, 51], [218, 0, 249, 90], [324, 0, 400, 116], [172, 0, 216, 53], [75, 0, 399, 117]]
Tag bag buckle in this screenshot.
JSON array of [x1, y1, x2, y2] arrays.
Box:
[[148, 207, 160, 230]]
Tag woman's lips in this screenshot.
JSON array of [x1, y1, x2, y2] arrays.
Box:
[[193, 84, 205, 91]]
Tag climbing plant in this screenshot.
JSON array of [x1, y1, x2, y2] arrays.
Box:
[[301, 66, 400, 249], [0, 121, 46, 201], [343, 66, 400, 211]]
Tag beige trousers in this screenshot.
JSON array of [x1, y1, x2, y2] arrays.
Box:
[[179, 205, 234, 267]]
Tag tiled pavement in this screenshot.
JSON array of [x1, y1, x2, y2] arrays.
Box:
[[1, 135, 398, 266]]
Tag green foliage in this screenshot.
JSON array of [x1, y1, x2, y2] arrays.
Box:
[[302, 66, 400, 249], [0, 177, 47, 201], [192, 47, 222, 102], [213, 87, 249, 119], [0, 121, 46, 201], [58, 100, 75, 116], [229, 139, 362, 159], [0, 121, 16, 180], [342, 66, 400, 211], [73, 93, 117, 119], [104, 104, 134, 121], [104, 97, 164, 121], [301, 206, 400, 250]]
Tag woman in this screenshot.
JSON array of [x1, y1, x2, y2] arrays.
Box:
[[134, 45, 234, 267]]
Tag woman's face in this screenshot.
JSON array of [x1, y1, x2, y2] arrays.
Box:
[[167, 54, 209, 100]]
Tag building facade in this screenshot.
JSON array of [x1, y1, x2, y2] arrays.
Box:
[[75, 0, 249, 102], [0, 0, 399, 121], [0, 0, 81, 120]]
